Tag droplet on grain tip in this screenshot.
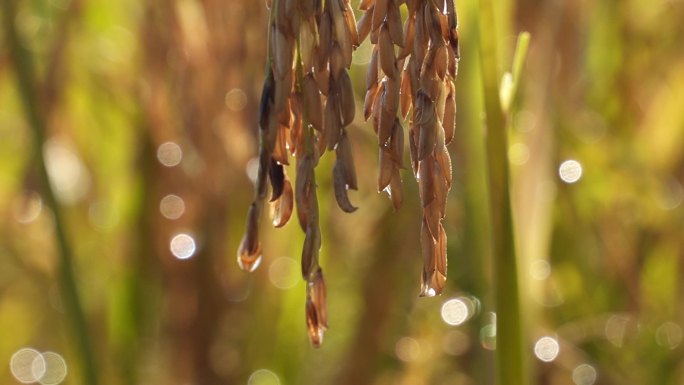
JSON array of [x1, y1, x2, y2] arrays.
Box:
[[237, 237, 263, 273], [270, 179, 293, 228], [310, 269, 328, 329], [305, 295, 324, 348], [237, 204, 263, 272]]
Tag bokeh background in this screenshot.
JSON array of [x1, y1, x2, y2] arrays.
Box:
[[2, 0, 684, 384]]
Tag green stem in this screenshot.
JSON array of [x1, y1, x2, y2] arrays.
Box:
[[2, 2, 99, 384], [477, 1, 527, 385]]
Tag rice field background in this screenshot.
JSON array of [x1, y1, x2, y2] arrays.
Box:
[[1, 0, 684, 384]]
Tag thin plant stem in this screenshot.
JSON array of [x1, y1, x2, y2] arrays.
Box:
[[2, 2, 99, 384], [477, 1, 528, 385]]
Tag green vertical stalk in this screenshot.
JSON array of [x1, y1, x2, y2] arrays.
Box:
[[477, 1, 527, 385], [455, 1, 494, 383], [2, 2, 99, 385]]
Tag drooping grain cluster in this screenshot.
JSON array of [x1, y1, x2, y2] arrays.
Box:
[[238, 0, 459, 347], [238, 0, 360, 348], [358, 0, 459, 297]]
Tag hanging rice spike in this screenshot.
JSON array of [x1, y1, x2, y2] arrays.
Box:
[[358, 0, 406, 213], [410, 0, 458, 296], [358, 0, 459, 297], [239, 0, 460, 346]]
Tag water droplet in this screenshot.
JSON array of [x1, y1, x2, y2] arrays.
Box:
[[268, 257, 299, 290], [534, 336, 560, 362], [480, 313, 497, 350], [655, 321, 682, 349], [160, 194, 186, 220], [605, 314, 630, 348], [395, 337, 421, 362], [656, 179, 683, 211], [225, 88, 248, 112], [157, 141, 183, 167], [237, 237, 262, 272], [247, 369, 280, 385], [514, 110, 537, 132], [441, 298, 470, 326], [13, 191, 42, 224], [530, 259, 551, 280], [37, 352, 67, 385], [559, 160, 582, 184], [572, 364, 597, 385], [170, 233, 196, 260], [10, 348, 45, 384]]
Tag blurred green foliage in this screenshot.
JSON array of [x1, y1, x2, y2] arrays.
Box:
[[1, 0, 684, 384]]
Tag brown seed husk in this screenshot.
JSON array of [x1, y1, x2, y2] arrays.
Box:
[[436, 147, 452, 190], [433, 156, 448, 219], [272, 125, 290, 165], [319, 11, 333, 62], [378, 103, 395, 146], [383, 76, 400, 114], [378, 146, 393, 192], [313, 54, 330, 95], [338, 71, 356, 126], [271, 178, 294, 227], [389, 118, 405, 168], [329, 43, 346, 80], [417, 104, 436, 161], [387, 0, 404, 47], [366, 46, 379, 90], [342, 1, 359, 47], [400, 68, 412, 119], [301, 223, 320, 278], [330, 0, 353, 67], [444, 84, 456, 144], [398, 15, 415, 60], [364, 82, 380, 121], [408, 125, 419, 176], [295, 156, 313, 231], [333, 161, 358, 213], [378, 24, 397, 79], [302, 74, 323, 131], [310, 268, 328, 328], [325, 91, 342, 150], [336, 131, 358, 189], [371, 81, 384, 133], [300, 20, 317, 73], [305, 295, 323, 348], [418, 156, 435, 208], [256, 148, 272, 199], [359, 0, 374, 11], [273, 27, 294, 80], [434, 45, 448, 80], [356, 5, 374, 44], [269, 160, 285, 201], [372, 0, 388, 32]]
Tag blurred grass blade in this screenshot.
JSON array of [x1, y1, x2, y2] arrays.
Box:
[[2, 2, 99, 384], [506, 31, 531, 113], [477, 1, 528, 385]]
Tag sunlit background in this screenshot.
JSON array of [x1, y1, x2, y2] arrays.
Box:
[[1, 0, 684, 384]]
